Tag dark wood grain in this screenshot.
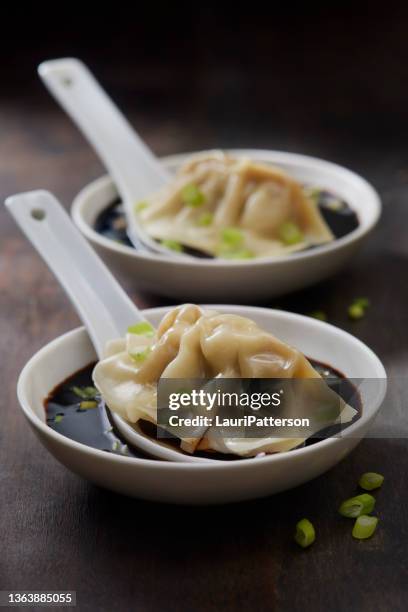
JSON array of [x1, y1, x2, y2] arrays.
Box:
[[1, 8, 408, 611]]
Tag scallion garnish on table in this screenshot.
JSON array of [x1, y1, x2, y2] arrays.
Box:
[[348, 297, 370, 320], [338, 493, 376, 518], [359, 472, 384, 491], [352, 515, 378, 539], [294, 471, 384, 549], [294, 518, 316, 548]]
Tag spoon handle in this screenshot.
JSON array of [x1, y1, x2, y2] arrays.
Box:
[[5, 191, 144, 358], [37, 58, 192, 259], [38, 58, 171, 204]]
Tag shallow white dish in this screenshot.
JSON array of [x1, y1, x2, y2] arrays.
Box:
[[72, 149, 381, 302], [17, 305, 386, 505]]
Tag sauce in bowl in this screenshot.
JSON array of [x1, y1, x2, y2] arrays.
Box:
[[45, 359, 362, 461], [94, 190, 359, 258]]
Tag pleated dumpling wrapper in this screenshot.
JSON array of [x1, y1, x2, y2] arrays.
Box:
[[137, 152, 334, 259], [92, 304, 356, 457]]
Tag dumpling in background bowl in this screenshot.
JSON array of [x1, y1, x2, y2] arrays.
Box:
[[138, 152, 334, 259]]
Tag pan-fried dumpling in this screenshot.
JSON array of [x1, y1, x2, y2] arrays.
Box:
[[93, 304, 356, 457], [137, 152, 334, 259]]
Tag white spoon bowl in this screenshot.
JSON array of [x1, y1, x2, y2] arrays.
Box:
[[72, 149, 381, 302], [17, 305, 386, 505]]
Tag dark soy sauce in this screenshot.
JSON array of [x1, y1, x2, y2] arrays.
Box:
[[45, 360, 362, 461], [316, 190, 359, 239], [93, 190, 359, 257]]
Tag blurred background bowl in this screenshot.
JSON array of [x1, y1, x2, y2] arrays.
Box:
[[72, 149, 381, 302]]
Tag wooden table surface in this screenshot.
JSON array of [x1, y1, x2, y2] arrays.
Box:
[[1, 8, 408, 611]]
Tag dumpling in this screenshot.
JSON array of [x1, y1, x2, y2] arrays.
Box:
[[137, 152, 334, 259], [93, 304, 356, 457]]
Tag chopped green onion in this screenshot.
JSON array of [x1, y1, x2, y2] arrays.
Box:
[[352, 515, 378, 539], [181, 183, 205, 207], [359, 472, 384, 491], [326, 198, 343, 211], [134, 201, 148, 213], [278, 221, 304, 246], [130, 347, 151, 363], [112, 441, 119, 452], [221, 249, 255, 260], [54, 414, 64, 424], [197, 212, 214, 227], [309, 310, 327, 322], [127, 321, 155, 337], [160, 239, 183, 253], [105, 426, 114, 434], [338, 493, 375, 518], [71, 386, 99, 400], [221, 227, 244, 248], [294, 518, 316, 548], [348, 297, 370, 320], [348, 303, 365, 320], [304, 187, 321, 202], [79, 400, 98, 410]]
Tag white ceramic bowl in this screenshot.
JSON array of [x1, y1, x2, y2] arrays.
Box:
[[17, 305, 386, 505], [72, 150, 381, 302]]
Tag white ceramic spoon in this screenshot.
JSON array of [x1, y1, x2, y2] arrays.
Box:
[[5, 190, 210, 463], [37, 58, 193, 259]]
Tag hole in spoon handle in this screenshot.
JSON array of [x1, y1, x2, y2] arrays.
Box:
[[31, 208, 46, 221], [5, 190, 145, 358]]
